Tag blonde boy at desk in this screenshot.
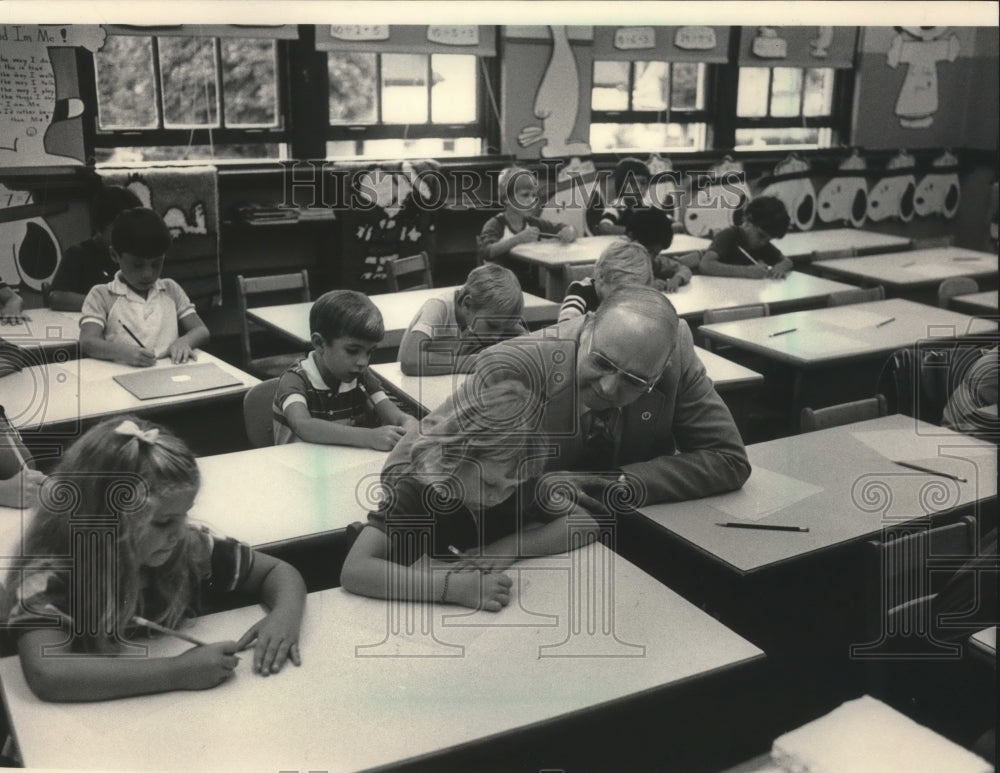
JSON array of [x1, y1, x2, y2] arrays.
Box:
[[272, 290, 418, 450], [558, 240, 653, 322], [398, 263, 527, 376], [79, 208, 209, 367], [699, 195, 794, 279]]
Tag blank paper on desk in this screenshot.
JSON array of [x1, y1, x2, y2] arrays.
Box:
[[771, 695, 991, 773], [708, 466, 823, 522]]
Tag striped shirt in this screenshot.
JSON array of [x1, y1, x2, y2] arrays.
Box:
[[558, 276, 600, 322]]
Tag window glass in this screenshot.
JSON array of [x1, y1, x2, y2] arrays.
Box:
[[159, 37, 219, 127], [803, 68, 835, 117], [96, 35, 157, 129], [430, 55, 476, 123], [590, 122, 705, 152], [221, 39, 278, 127], [670, 62, 704, 111], [632, 61, 669, 111], [736, 67, 769, 117], [769, 67, 803, 118], [591, 61, 629, 110], [381, 53, 428, 123], [328, 52, 377, 124]]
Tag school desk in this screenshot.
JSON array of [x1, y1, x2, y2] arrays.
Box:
[[969, 626, 996, 661], [949, 290, 999, 316], [770, 227, 913, 261], [246, 287, 559, 350], [0, 308, 81, 357], [698, 298, 998, 417], [814, 248, 999, 302], [370, 345, 764, 416], [508, 233, 711, 299], [666, 272, 858, 321], [1, 351, 259, 433], [0, 541, 763, 772]]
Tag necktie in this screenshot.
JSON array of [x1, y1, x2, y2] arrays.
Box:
[[575, 408, 618, 472]]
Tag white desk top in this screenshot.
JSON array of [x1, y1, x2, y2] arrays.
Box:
[[699, 298, 998, 368], [0, 541, 762, 772], [950, 290, 998, 315], [0, 308, 81, 352], [248, 287, 558, 349], [371, 347, 762, 415], [510, 233, 710, 268], [816, 248, 999, 287], [666, 272, 858, 319], [969, 626, 996, 658], [2, 352, 259, 431], [771, 228, 912, 259], [638, 414, 998, 574]]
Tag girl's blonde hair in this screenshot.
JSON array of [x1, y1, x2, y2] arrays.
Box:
[[594, 239, 654, 290], [406, 379, 549, 488], [4, 416, 202, 652]]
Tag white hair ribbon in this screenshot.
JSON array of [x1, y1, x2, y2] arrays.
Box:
[[114, 420, 160, 445]]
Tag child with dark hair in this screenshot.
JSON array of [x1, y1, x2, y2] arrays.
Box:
[[625, 206, 693, 292], [49, 185, 143, 311], [79, 208, 210, 367], [272, 290, 417, 448], [698, 195, 793, 279], [597, 157, 653, 236]]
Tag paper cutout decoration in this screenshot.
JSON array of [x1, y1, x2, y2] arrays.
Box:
[[818, 150, 869, 228], [0, 24, 105, 167], [760, 154, 817, 232], [887, 27, 960, 129], [868, 149, 917, 222], [810, 27, 834, 58], [674, 27, 716, 51], [540, 157, 601, 236], [426, 26, 479, 47], [914, 150, 960, 219], [355, 160, 436, 220], [0, 183, 61, 291], [683, 156, 750, 237], [646, 153, 681, 217], [329, 25, 390, 42], [752, 27, 788, 59], [517, 25, 592, 158], [613, 27, 655, 51]]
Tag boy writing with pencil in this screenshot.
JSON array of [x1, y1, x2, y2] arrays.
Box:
[[698, 196, 794, 279], [79, 208, 209, 367], [272, 290, 418, 450]]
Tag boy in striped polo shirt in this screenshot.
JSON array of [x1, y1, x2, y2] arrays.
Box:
[[272, 290, 417, 448]]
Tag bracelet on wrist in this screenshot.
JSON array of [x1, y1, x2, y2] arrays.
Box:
[[440, 569, 455, 603]]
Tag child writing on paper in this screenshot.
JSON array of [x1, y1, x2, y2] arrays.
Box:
[[625, 206, 693, 292], [558, 240, 653, 322], [0, 276, 27, 323], [398, 263, 527, 376], [0, 405, 45, 510], [698, 195, 794, 279], [2, 417, 306, 702], [476, 166, 577, 265], [79, 208, 210, 367], [48, 185, 143, 312], [272, 290, 418, 449], [341, 380, 599, 611]]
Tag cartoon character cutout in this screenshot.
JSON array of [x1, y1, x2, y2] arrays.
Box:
[[760, 154, 817, 232], [683, 156, 749, 238], [887, 27, 960, 129], [125, 179, 208, 238], [0, 25, 106, 165], [540, 156, 600, 236], [0, 183, 60, 292], [810, 27, 834, 58], [868, 150, 917, 223], [517, 26, 592, 158], [645, 153, 682, 219], [818, 150, 868, 228], [914, 150, 960, 219]]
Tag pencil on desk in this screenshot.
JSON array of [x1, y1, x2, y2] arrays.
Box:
[[132, 616, 208, 647], [892, 460, 967, 483], [900, 261, 916, 267], [120, 322, 146, 348], [716, 522, 810, 533], [768, 328, 797, 337], [952, 257, 981, 262], [875, 317, 895, 327]]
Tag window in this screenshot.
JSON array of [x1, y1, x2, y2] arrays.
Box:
[[734, 67, 839, 150], [589, 60, 710, 152], [92, 34, 287, 163], [326, 52, 486, 159]]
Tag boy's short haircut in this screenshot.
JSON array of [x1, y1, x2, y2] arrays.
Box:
[[310, 289, 385, 343], [744, 195, 791, 240], [459, 263, 524, 317], [612, 157, 651, 197], [497, 166, 536, 206], [594, 240, 654, 289], [626, 207, 674, 254], [95, 186, 143, 231], [111, 207, 172, 258]]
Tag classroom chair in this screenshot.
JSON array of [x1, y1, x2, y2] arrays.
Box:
[[938, 277, 980, 309], [700, 303, 769, 353], [40, 281, 51, 308], [385, 251, 432, 292], [826, 286, 886, 306], [799, 394, 887, 433], [236, 270, 311, 379], [913, 235, 956, 250], [811, 246, 858, 262], [243, 377, 280, 448]]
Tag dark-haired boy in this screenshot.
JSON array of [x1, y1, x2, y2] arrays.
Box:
[[698, 195, 794, 279], [79, 207, 210, 367]]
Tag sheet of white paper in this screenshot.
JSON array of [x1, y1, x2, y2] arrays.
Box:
[[708, 466, 824, 522], [829, 310, 895, 330], [853, 429, 996, 460], [765, 329, 871, 355]]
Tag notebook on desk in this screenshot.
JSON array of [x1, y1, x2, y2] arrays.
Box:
[[113, 363, 243, 400]]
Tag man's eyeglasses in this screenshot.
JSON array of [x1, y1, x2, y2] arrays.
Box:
[[587, 343, 661, 393]]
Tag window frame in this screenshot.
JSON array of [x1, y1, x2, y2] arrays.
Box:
[[86, 34, 291, 153]]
